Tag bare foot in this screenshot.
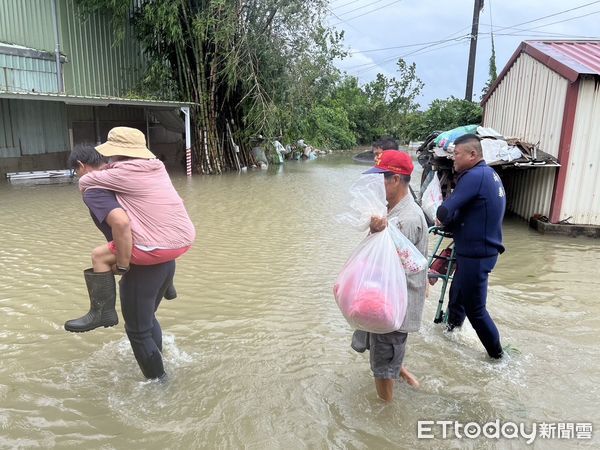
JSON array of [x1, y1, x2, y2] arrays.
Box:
[[400, 367, 420, 389]]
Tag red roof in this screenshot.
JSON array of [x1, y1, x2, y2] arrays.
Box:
[[482, 40, 600, 105]]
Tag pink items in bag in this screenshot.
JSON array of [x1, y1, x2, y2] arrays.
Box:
[[333, 228, 408, 333]]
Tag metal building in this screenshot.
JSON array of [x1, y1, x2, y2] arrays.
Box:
[[0, 0, 192, 178], [482, 40, 600, 225]]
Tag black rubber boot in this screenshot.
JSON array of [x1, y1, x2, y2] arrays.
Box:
[[164, 283, 177, 300], [64, 269, 118, 333]]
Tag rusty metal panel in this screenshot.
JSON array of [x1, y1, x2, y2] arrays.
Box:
[[60, 0, 145, 97], [0, 0, 55, 52], [484, 53, 568, 158], [528, 41, 600, 76], [503, 167, 556, 220], [0, 52, 59, 93], [560, 77, 600, 225]]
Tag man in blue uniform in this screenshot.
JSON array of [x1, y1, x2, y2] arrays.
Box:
[[436, 134, 505, 359], [65, 144, 175, 379]]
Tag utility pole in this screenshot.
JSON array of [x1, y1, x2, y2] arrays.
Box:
[[465, 0, 484, 101]]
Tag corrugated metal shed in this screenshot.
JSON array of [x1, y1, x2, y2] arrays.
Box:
[[0, 45, 61, 94], [0, 0, 187, 175], [503, 167, 557, 220], [0, 0, 55, 52], [560, 77, 600, 225], [60, 0, 145, 97], [483, 52, 566, 220], [0, 98, 68, 157], [483, 53, 567, 158], [1, 0, 146, 98], [526, 41, 600, 78], [483, 40, 600, 226]]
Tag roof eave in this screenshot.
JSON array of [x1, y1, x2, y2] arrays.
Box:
[[0, 91, 193, 108], [481, 41, 590, 106]]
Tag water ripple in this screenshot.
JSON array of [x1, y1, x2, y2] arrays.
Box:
[[1, 158, 599, 447]]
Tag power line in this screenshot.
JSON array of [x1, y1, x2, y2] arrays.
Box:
[[354, 39, 472, 76], [479, 24, 598, 39], [488, 0, 494, 36], [351, 36, 471, 73], [329, 0, 364, 10], [326, 7, 363, 34], [336, 0, 388, 17], [496, 9, 600, 35], [340, 2, 600, 77], [331, 0, 405, 25], [351, 24, 599, 77], [492, 0, 600, 34], [347, 36, 472, 56], [343, 23, 476, 70]]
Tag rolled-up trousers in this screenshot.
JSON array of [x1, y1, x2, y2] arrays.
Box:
[[119, 261, 175, 379]]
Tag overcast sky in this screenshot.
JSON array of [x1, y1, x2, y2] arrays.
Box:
[[327, 0, 600, 109]]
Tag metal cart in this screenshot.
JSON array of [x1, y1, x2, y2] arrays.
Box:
[[427, 226, 456, 323]]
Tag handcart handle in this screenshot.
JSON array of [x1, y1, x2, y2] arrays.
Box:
[[428, 226, 453, 238]]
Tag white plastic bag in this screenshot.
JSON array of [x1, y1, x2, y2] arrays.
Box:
[[388, 218, 428, 273], [421, 171, 443, 224], [333, 228, 408, 333], [336, 174, 387, 231]]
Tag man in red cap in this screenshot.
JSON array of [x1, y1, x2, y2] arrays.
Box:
[[352, 150, 429, 401]]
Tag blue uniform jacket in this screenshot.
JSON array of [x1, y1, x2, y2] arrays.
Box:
[[436, 160, 506, 258]]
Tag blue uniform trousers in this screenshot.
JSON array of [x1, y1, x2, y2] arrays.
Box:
[[447, 255, 502, 358], [119, 261, 175, 379]]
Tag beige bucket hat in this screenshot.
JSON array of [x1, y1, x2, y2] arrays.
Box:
[[95, 127, 156, 159]]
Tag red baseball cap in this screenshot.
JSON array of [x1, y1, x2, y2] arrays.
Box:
[[363, 150, 414, 175]]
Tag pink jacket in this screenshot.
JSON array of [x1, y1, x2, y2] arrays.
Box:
[[79, 159, 196, 249]]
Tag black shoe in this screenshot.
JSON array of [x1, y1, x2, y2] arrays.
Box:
[[64, 269, 118, 333], [445, 323, 461, 332], [351, 330, 369, 353]]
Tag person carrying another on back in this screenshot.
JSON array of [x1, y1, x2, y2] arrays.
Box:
[[352, 150, 429, 402], [436, 133, 506, 359], [65, 127, 196, 334]]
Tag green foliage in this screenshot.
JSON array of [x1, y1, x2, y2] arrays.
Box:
[[75, 0, 479, 159], [319, 59, 424, 147], [481, 35, 498, 99], [399, 97, 483, 141], [297, 105, 356, 150]]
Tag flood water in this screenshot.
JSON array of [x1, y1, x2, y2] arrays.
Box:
[[1, 153, 599, 449]]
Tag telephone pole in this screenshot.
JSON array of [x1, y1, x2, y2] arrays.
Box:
[[465, 0, 484, 101]]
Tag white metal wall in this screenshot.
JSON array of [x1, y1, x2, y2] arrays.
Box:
[[484, 53, 568, 158], [483, 52, 568, 220], [560, 77, 600, 225]]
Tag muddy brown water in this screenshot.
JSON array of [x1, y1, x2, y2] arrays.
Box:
[[1, 154, 599, 448]]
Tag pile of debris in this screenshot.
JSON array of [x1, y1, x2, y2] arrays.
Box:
[[417, 124, 560, 178]]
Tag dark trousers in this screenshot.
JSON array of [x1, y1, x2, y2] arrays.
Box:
[[119, 261, 175, 379], [448, 255, 502, 358]]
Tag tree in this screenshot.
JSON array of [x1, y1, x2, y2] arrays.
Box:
[[400, 97, 483, 141], [76, 0, 344, 173]]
